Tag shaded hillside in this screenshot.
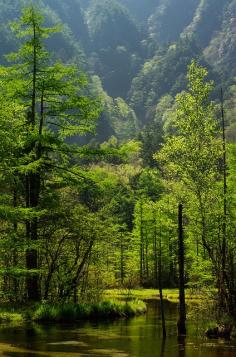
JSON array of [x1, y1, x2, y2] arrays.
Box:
[[47, 0, 89, 48], [0, 0, 86, 63], [183, 0, 228, 46], [0, 0, 235, 141], [120, 0, 157, 21], [204, 0, 236, 79], [148, 0, 199, 43], [86, 0, 143, 98]]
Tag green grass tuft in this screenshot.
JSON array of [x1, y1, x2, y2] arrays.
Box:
[[33, 299, 146, 323], [0, 311, 23, 323]]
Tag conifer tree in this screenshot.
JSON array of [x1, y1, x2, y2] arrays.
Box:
[[0, 6, 99, 301]]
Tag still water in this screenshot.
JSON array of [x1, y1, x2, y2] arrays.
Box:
[[0, 300, 235, 356]]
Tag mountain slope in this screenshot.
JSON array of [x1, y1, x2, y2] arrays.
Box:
[[148, 0, 199, 43], [183, 0, 228, 46], [204, 0, 236, 79], [0, 0, 236, 141]]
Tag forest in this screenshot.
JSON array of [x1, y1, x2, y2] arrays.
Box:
[[0, 1, 236, 356]]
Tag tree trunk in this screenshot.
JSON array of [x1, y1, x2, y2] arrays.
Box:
[[120, 233, 124, 285], [219, 88, 227, 309], [25, 22, 41, 301], [177, 204, 186, 336], [139, 200, 144, 285], [153, 220, 158, 288], [159, 229, 166, 339], [12, 186, 19, 300]]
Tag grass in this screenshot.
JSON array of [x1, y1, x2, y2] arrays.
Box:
[[0, 308, 24, 323], [0, 299, 146, 325], [33, 299, 147, 323], [104, 288, 209, 303], [0, 287, 210, 324]]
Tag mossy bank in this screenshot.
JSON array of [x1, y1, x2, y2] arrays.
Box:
[[0, 300, 146, 324]]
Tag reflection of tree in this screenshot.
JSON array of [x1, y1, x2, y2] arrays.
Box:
[[178, 336, 186, 357], [160, 338, 166, 357]]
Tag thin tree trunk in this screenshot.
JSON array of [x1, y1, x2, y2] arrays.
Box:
[[120, 233, 124, 285], [139, 200, 144, 286], [159, 225, 166, 339], [153, 219, 158, 288], [160, 338, 166, 357], [12, 185, 19, 300], [220, 88, 227, 308], [25, 22, 40, 301], [61, 239, 94, 300], [145, 229, 149, 280], [177, 204, 186, 336]]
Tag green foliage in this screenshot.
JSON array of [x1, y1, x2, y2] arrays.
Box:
[[86, 0, 142, 97], [33, 300, 146, 322], [0, 5, 100, 302], [1, 1, 236, 323], [0, 0, 86, 64], [91, 75, 140, 141], [86, 0, 141, 51], [156, 60, 221, 192], [184, 0, 226, 47], [0, 311, 23, 323], [129, 37, 203, 122], [154, 61, 222, 289]]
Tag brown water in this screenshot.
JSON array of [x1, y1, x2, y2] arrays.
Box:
[[0, 300, 235, 356]]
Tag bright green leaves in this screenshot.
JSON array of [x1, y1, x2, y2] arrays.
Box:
[[0, 5, 100, 172], [153, 60, 224, 291], [187, 60, 213, 99], [155, 60, 221, 193], [7, 6, 58, 66], [9, 5, 60, 40]]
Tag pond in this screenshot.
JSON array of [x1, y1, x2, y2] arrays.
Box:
[[0, 300, 235, 356]]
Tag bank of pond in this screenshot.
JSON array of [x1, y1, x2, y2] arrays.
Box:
[[0, 299, 147, 324], [0, 288, 228, 326], [0, 288, 202, 324], [0, 297, 235, 356]]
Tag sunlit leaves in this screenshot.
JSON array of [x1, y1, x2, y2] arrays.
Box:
[[155, 60, 222, 194]]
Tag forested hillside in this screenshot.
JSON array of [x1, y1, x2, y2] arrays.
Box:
[[0, 0, 235, 141], [1, 0, 236, 341]]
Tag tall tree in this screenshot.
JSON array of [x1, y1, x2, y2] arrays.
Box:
[[155, 60, 223, 306], [177, 203, 186, 336], [0, 6, 99, 301]]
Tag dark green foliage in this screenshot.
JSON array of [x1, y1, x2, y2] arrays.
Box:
[[204, 1, 236, 81], [87, 0, 142, 98], [87, 0, 141, 51], [139, 121, 164, 167], [47, 0, 89, 46]]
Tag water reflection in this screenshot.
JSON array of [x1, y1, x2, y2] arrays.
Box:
[[160, 338, 166, 357], [0, 300, 235, 356], [3, 353, 48, 357], [177, 336, 186, 357]]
